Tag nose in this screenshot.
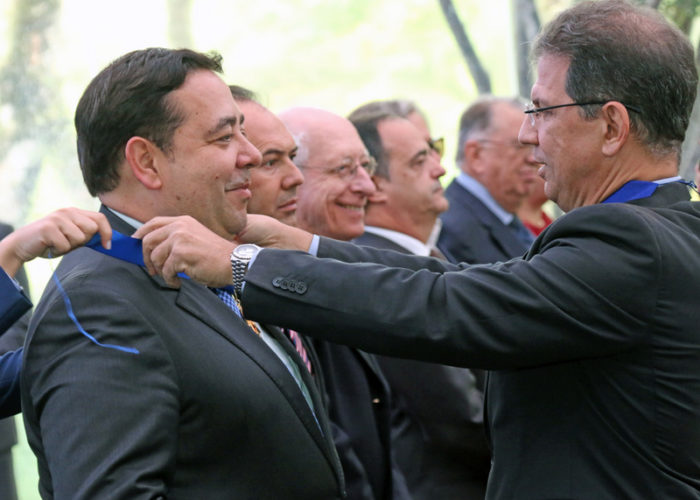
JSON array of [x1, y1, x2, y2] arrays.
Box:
[[350, 164, 377, 196], [237, 136, 262, 169], [430, 155, 447, 179], [281, 158, 305, 190], [518, 115, 537, 148]]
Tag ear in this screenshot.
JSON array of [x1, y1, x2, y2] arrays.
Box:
[[463, 140, 485, 175], [599, 102, 630, 157], [124, 136, 164, 190], [367, 175, 389, 203]]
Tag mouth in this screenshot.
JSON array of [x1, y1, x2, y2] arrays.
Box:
[[226, 181, 252, 199], [337, 203, 365, 212], [278, 197, 298, 212]]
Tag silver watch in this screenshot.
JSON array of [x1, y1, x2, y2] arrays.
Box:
[[230, 244, 262, 293]]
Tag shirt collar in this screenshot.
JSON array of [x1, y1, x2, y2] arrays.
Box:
[[105, 207, 143, 229], [363, 226, 431, 256]]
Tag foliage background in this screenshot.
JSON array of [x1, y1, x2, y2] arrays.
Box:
[[1, 0, 697, 498]]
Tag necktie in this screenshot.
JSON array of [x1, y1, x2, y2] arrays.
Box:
[[286, 329, 312, 374], [509, 216, 535, 247], [212, 287, 260, 335]]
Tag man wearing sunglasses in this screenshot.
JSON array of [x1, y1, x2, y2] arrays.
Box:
[[137, 1, 700, 498], [348, 105, 490, 499]]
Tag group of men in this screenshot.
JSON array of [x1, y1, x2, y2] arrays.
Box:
[[1, 0, 699, 499]]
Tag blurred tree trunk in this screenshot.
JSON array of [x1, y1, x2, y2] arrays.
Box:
[[437, 0, 492, 94], [0, 0, 62, 224], [167, 0, 194, 48], [512, 0, 540, 99]]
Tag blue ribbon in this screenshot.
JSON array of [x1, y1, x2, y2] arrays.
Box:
[[602, 180, 659, 204], [51, 229, 146, 355], [85, 231, 144, 266]]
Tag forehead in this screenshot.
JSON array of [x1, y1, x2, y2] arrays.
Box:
[[310, 116, 367, 163], [531, 54, 571, 104], [378, 118, 425, 154], [239, 102, 295, 150], [488, 103, 526, 138], [169, 70, 239, 130]]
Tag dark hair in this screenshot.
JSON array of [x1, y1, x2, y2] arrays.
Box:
[[533, 0, 698, 157], [347, 105, 402, 179], [455, 96, 524, 164], [229, 84, 259, 104], [75, 48, 223, 196]]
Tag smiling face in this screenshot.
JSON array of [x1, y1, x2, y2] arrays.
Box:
[[238, 100, 304, 226], [293, 113, 376, 240], [518, 54, 607, 212], [154, 70, 262, 238]]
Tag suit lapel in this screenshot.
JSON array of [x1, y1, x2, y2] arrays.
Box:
[[98, 206, 343, 482], [456, 187, 528, 259]]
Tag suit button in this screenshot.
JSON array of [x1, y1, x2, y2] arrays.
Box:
[[272, 277, 283, 287], [372, 398, 380, 404], [295, 281, 308, 294]]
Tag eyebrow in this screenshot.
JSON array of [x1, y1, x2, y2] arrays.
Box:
[[206, 116, 239, 136], [410, 148, 429, 163], [263, 146, 298, 157]]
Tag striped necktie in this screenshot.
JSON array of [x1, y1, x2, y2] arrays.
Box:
[[286, 329, 312, 374]]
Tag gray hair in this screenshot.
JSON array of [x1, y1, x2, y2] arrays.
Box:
[[455, 96, 524, 164], [533, 0, 697, 158]]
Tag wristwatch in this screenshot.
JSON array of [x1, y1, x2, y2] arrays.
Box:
[[230, 244, 262, 293]]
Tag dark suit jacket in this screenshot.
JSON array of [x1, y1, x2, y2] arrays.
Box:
[[354, 232, 489, 499], [0, 349, 22, 419], [242, 182, 700, 499], [438, 180, 529, 264], [309, 337, 411, 500], [21, 208, 345, 500]]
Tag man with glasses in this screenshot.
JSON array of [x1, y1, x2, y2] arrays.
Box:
[[242, 104, 411, 500], [137, 1, 700, 497], [438, 96, 540, 265]]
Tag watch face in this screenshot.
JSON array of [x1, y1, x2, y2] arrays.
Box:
[[234, 244, 259, 260]]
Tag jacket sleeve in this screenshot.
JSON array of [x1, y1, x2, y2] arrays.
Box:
[[241, 205, 659, 370]]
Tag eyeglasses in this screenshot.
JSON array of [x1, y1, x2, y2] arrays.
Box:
[[304, 156, 377, 181], [524, 101, 641, 126], [428, 137, 445, 158]]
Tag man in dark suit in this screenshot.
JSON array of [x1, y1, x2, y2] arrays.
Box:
[[438, 96, 540, 264], [348, 105, 490, 499], [136, 2, 700, 498], [21, 48, 344, 499], [234, 96, 409, 500]]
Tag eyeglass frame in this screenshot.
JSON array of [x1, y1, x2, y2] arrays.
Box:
[[427, 137, 445, 158], [524, 101, 641, 126], [301, 155, 378, 181]]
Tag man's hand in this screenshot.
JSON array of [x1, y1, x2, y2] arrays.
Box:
[[0, 208, 112, 278], [237, 214, 313, 251], [134, 216, 236, 288]]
